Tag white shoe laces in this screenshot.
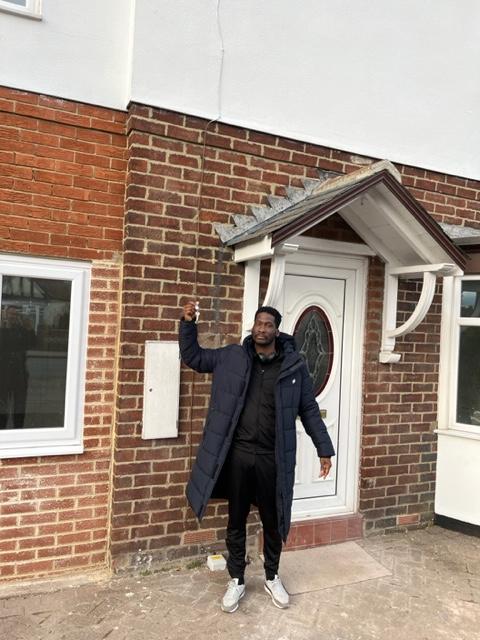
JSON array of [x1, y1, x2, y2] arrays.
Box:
[[225, 579, 243, 596]]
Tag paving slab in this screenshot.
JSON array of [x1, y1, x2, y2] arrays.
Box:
[[280, 540, 391, 594], [0, 526, 479, 640]]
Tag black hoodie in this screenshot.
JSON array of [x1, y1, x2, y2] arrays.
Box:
[[233, 343, 284, 454]]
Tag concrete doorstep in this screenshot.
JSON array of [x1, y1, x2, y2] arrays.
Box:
[[0, 527, 479, 640], [279, 541, 391, 594]]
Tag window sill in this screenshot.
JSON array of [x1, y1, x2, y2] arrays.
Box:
[[0, 6, 42, 20], [0, 440, 83, 459], [435, 428, 480, 442]]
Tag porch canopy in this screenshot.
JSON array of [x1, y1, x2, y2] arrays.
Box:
[[215, 160, 466, 363]]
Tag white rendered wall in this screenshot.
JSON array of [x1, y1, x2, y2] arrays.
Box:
[[132, 0, 480, 180], [435, 433, 480, 526], [0, 0, 132, 109], [1, 1, 479, 179]]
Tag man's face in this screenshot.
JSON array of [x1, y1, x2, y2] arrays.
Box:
[[251, 312, 279, 347]]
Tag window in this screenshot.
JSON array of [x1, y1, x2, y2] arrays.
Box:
[[0, 254, 90, 458], [440, 276, 480, 435], [0, 0, 42, 19], [454, 278, 480, 429], [293, 305, 334, 396]]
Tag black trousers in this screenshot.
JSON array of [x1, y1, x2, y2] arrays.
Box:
[[225, 447, 283, 581]]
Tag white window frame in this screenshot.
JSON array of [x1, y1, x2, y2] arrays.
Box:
[[0, 254, 91, 459], [0, 0, 42, 20], [438, 274, 480, 438]]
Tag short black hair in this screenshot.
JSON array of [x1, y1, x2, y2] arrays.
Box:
[[254, 306, 282, 328]]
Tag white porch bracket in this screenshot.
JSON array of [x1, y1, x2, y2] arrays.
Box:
[[241, 259, 261, 338], [379, 263, 459, 364], [240, 242, 298, 338], [263, 243, 299, 308], [236, 235, 274, 338]]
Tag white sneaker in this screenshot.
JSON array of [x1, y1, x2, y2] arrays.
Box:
[[221, 578, 245, 613], [264, 575, 289, 609]]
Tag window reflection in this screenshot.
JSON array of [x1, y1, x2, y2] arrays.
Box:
[[456, 326, 480, 426], [0, 276, 70, 430], [460, 281, 480, 318]]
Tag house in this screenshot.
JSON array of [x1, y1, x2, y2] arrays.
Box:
[[0, 0, 479, 581]]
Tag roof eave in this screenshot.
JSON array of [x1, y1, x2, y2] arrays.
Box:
[[271, 170, 466, 270]]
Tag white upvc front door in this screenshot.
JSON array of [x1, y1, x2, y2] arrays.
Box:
[[279, 247, 367, 520]]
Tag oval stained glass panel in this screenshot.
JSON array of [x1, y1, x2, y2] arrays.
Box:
[[293, 305, 334, 396]]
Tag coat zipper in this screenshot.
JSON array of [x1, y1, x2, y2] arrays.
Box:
[[273, 353, 304, 538]]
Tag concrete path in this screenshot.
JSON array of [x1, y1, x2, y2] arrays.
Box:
[[1, 526, 479, 640]]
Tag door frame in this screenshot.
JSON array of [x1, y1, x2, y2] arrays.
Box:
[[284, 236, 369, 520]]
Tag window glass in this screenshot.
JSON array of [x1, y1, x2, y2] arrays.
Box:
[[456, 326, 480, 426], [4, 0, 27, 5], [460, 281, 480, 318], [293, 306, 334, 396], [0, 276, 71, 430]]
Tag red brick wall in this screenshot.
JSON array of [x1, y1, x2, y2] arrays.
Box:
[[0, 87, 126, 580], [0, 87, 125, 259], [361, 261, 442, 532], [111, 103, 480, 569], [401, 169, 480, 226], [3, 89, 479, 577]]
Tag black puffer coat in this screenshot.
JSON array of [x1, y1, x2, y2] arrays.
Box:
[[179, 319, 335, 541]]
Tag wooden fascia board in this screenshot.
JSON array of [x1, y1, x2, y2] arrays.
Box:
[[380, 172, 467, 270]]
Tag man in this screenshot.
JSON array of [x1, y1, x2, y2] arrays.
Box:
[[179, 301, 335, 613]]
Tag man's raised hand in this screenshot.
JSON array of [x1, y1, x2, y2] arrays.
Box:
[[183, 301, 197, 322]]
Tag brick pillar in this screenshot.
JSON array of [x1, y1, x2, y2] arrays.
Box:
[[360, 259, 441, 533]]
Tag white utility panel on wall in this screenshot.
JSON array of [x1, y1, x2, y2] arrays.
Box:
[[142, 341, 180, 439]]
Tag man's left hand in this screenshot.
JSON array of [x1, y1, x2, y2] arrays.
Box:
[[319, 457, 332, 479]]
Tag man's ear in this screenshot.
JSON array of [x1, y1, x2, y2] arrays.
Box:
[[276, 329, 280, 337]]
